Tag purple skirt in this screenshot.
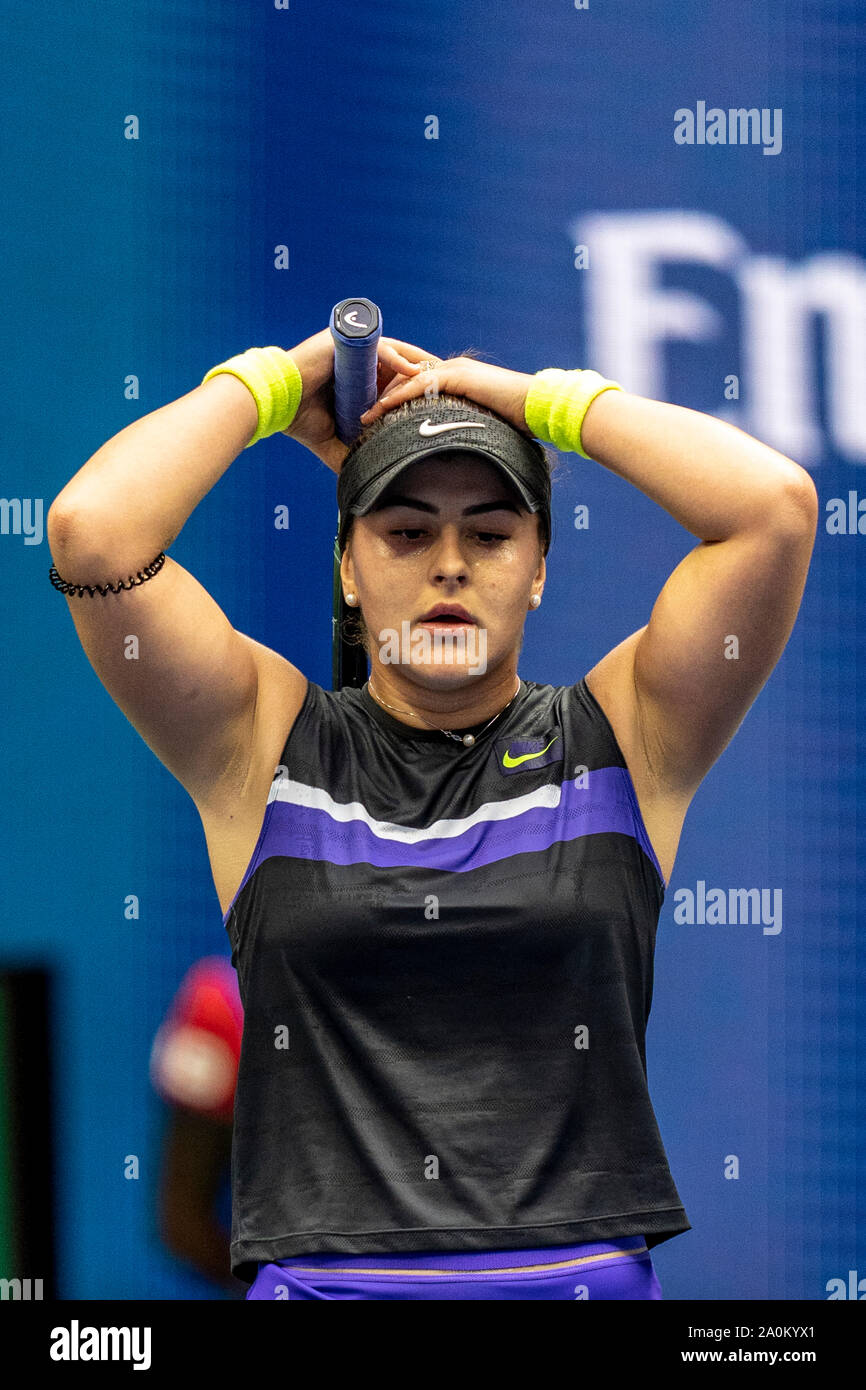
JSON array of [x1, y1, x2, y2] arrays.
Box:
[[246, 1236, 662, 1300]]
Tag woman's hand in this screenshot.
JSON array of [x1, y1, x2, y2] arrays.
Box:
[[360, 356, 536, 438], [281, 329, 438, 474]]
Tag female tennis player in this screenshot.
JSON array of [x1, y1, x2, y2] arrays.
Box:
[[47, 327, 817, 1300]]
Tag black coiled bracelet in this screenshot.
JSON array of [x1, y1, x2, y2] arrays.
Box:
[[49, 550, 166, 597]]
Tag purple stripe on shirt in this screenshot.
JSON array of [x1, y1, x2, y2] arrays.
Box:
[[223, 766, 663, 924]]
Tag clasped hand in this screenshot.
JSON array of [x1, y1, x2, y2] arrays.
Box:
[[282, 327, 533, 474]]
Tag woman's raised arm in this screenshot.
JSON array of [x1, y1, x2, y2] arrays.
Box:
[[46, 330, 442, 805], [47, 369, 292, 808]]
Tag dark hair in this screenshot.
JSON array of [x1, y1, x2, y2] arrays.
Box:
[[339, 356, 560, 656]]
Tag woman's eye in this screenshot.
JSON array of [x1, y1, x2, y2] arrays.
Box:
[[388, 529, 508, 544]]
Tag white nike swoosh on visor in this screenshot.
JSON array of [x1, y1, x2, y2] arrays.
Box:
[[418, 419, 488, 436]]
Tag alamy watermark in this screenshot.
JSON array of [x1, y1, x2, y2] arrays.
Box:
[[672, 880, 782, 935], [377, 621, 488, 674], [0, 1276, 44, 1299], [50, 1321, 151, 1370], [1, 497, 43, 544], [675, 103, 782, 156]]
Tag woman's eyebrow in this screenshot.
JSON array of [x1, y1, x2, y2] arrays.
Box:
[[372, 495, 523, 517]]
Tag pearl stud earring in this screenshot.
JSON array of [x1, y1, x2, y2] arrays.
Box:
[[345, 593, 357, 606], [529, 594, 541, 608]]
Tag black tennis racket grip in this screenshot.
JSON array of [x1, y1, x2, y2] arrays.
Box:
[[330, 298, 382, 444]]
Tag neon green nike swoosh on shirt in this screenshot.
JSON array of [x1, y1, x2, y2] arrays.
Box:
[[502, 735, 559, 767]]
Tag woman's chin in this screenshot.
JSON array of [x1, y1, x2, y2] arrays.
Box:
[[393, 658, 489, 688]]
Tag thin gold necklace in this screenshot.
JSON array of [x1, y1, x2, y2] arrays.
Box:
[[366, 675, 522, 748]]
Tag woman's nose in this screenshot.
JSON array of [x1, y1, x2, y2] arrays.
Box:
[[430, 527, 468, 575]]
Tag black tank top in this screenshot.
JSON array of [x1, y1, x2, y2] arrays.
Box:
[[223, 675, 690, 1282]]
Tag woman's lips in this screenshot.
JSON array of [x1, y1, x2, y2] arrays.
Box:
[[417, 618, 475, 628], [419, 604, 475, 623]]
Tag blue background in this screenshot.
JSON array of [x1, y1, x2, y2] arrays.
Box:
[[1, 0, 863, 1298]]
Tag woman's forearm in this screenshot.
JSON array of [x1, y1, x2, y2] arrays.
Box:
[[578, 388, 814, 541], [47, 373, 260, 568]]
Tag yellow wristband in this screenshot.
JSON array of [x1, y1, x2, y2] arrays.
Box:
[[524, 368, 622, 458], [201, 346, 303, 448]]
